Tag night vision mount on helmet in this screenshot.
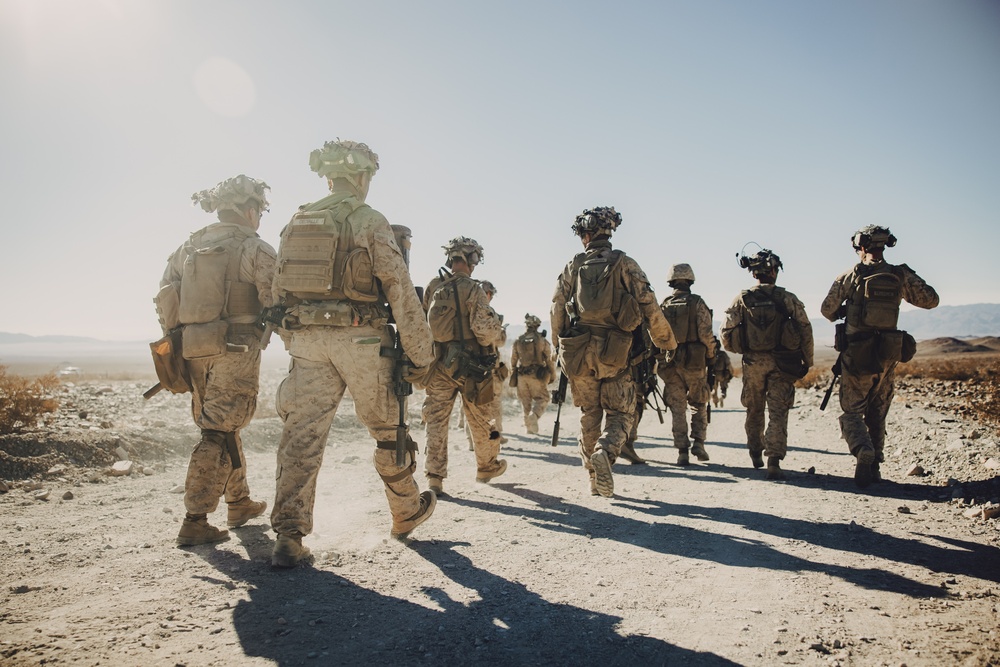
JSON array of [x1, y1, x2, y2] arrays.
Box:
[[571, 206, 621, 237], [737, 244, 783, 275], [851, 225, 897, 251]]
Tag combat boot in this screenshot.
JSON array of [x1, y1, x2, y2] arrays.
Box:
[[427, 475, 446, 497], [391, 491, 437, 540], [476, 459, 507, 483], [619, 441, 646, 465], [588, 473, 599, 496], [227, 497, 267, 528], [749, 451, 765, 469], [854, 445, 876, 489], [272, 533, 312, 568], [176, 514, 229, 546], [591, 449, 614, 497], [525, 414, 539, 435], [765, 456, 785, 480], [690, 441, 710, 462], [871, 461, 882, 483], [676, 448, 690, 466]]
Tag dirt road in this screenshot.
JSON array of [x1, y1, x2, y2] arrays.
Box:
[[1, 370, 999, 666]]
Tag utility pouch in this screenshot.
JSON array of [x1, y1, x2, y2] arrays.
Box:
[[773, 350, 809, 379], [834, 322, 848, 352], [182, 321, 229, 360], [296, 301, 355, 326], [341, 248, 380, 303], [465, 374, 495, 406], [780, 319, 802, 351], [844, 334, 882, 375], [615, 293, 643, 332], [901, 331, 917, 363], [179, 245, 229, 324], [154, 282, 181, 332], [496, 362, 510, 381], [680, 342, 707, 371], [558, 329, 592, 376], [509, 368, 519, 388], [595, 328, 633, 379], [149, 329, 191, 394], [534, 365, 549, 381], [877, 330, 904, 365]]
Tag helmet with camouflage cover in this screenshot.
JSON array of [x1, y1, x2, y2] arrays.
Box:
[[737, 248, 783, 275], [571, 206, 621, 238], [308, 139, 380, 180], [191, 174, 270, 214], [667, 263, 696, 283], [851, 225, 897, 251], [524, 313, 542, 329], [479, 280, 497, 298], [442, 236, 484, 268]]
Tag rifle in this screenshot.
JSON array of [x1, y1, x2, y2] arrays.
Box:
[[631, 326, 664, 424], [550, 367, 569, 447], [257, 305, 287, 350], [820, 354, 843, 411], [706, 358, 716, 424], [380, 325, 413, 466]]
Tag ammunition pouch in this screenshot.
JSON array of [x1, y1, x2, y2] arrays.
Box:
[[496, 362, 510, 381], [595, 328, 633, 379], [149, 329, 191, 394], [673, 342, 707, 372], [773, 349, 809, 379], [181, 321, 229, 360], [557, 328, 591, 377], [842, 328, 913, 374], [834, 322, 848, 352]]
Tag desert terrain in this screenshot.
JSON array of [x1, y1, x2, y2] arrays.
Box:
[[1, 341, 999, 666]]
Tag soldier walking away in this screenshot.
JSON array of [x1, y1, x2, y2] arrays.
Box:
[[422, 238, 508, 497], [269, 140, 436, 567], [710, 341, 733, 408], [462, 280, 509, 449], [619, 323, 662, 465], [657, 263, 718, 465], [510, 314, 557, 435], [156, 175, 274, 546], [721, 247, 813, 481], [551, 207, 677, 497], [820, 225, 938, 488]]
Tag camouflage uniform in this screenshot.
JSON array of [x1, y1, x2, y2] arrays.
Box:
[[657, 285, 717, 459], [510, 317, 556, 434], [821, 251, 938, 478], [159, 176, 275, 538], [552, 208, 676, 496], [711, 348, 733, 407], [722, 284, 813, 463], [422, 243, 506, 489], [270, 141, 435, 557]]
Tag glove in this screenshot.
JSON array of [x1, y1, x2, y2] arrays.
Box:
[[403, 364, 434, 389]]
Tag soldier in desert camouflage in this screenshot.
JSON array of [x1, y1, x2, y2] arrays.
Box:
[[421, 238, 507, 497], [157, 175, 274, 546], [510, 314, 556, 435], [821, 225, 938, 488], [710, 341, 733, 408], [657, 263, 717, 466], [721, 248, 813, 481], [461, 280, 509, 449], [552, 207, 677, 497], [269, 140, 436, 567]]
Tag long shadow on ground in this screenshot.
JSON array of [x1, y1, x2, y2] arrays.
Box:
[[195, 527, 739, 666]]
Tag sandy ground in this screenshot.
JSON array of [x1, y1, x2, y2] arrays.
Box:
[[1, 365, 999, 667]]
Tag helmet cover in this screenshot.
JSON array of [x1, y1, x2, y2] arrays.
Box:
[[191, 174, 270, 214], [308, 139, 379, 179], [667, 263, 696, 283], [571, 206, 621, 237]]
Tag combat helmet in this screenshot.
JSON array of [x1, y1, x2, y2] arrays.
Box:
[[442, 236, 484, 268], [571, 206, 621, 238], [309, 139, 380, 180], [667, 263, 696, 283], [480, 280, 497, 297], [851, 225, 897, 251], [191, 175, 270, 214], [737, 248, 783, 275], [524, 313, 542, 329]]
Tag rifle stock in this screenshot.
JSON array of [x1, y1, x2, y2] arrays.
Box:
[[143, 382, 163, 400]]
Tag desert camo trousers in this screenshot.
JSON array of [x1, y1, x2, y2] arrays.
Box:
[[270, 325, 421, 537], [423, 368, 501, 479], [838, 365, 896, 461], [569, 370, 637, 471], [184, 336, 260, 515], [516, 375, 551, 424], [463, 373, 505, 446], [740, 353, 796, 460], [657, 363, 710, 450]]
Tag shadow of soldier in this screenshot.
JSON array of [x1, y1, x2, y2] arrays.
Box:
[[191, 526, 739, 666]]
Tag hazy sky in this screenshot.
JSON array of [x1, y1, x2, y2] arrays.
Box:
[[1, 0, 998, 342]]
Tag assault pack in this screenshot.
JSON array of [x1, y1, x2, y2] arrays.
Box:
[[731, 287, 801, 354], [846, 265, 902, 331], [514, 331, 548, 367], [661, 292, 702, 345], [569, 248, 642, 332]]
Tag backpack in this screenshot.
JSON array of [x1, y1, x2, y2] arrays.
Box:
[[572, 249, 642, 331], [738, 289, 783, 352], [515, 331, 547, 367], [177, 225, 260, 325], [847, 267, 902, 331], [661, 293, 700, 345]]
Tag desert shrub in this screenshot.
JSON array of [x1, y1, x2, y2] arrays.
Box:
[[897, 355, 1000, 432], [0, 365, 59, 434]]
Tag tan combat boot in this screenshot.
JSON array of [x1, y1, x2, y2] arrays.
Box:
[[525, 413, 539, 435], [590, 450, 614, 498], [588, 473, 599, 496], [854, 445, 876, 488], [272, 533, 312, 568], [749, 451, 765, 469], [177, 514, 230, 546], [676, 448, 690, 466], [476, 459, 507, 483], [619, 440, 646, 465], [227, 497, 267, 528], [427, 475, 446, 497], [765, 456, 786, 481], [691, 441, 710, 462], [391, 491, 437, 540]]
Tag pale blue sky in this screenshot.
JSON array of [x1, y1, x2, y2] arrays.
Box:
[[1, 0, 997, 341]]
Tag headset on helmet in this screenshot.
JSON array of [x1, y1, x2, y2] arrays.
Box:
[[571, 206, 621, 237], [191, 174, 270, 214], [442, 236, 484, 268], [851, 225, 897, 251], [736, 244, 783, 275]]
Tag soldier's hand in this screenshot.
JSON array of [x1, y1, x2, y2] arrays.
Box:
[[403, 364, 434, 389]]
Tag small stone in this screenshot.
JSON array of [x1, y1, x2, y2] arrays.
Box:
[[62, 491, 74, 500], [276, 617, 287, 625], [982, 506, 1000, 520], [115, 446, 129, 461], [947, 439, 966, 452], [0, 480, 8, 493], [807, 467, 816, 474], [97, 386, 113, 394], [78, 411, 88, 420], [153, 420, 167, 428], [984, 458, 1000, 471], [169, 485, 185, 494], [46, 465, 67, 476], [162, 507, 172, 514], [906, 464, 924, 477], [832, 639, 843, 649], [847, 520, 858, 532], [109, 461, 133, 476], [897, 506, 912, 514], [968, 429, 981, 440], [33, 489, 50, 501], [964, 507, 983, 519]]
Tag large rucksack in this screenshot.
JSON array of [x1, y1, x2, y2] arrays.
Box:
[[571, 249, 642, 331]]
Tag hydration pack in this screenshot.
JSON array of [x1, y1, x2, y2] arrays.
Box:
[[515, 331, 548, 367], [847, 267, 902, 331], [736, 287, 800, 353], [571, 249, 642, 331], [177, 225, 261, 325], [661, 293, 701, 344]]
